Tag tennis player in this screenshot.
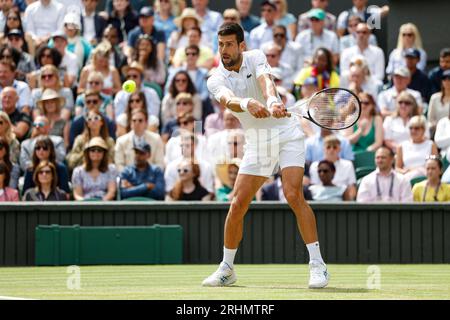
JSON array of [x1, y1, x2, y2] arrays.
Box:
[[202, 22, 329, 289]]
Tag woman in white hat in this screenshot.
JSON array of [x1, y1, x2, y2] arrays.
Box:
[[63, 12, 93, 70], [72, 137, 118, 201], [37, 88, 70, 147], [167, 7, 203, 63], [215, 158, 241, 202]]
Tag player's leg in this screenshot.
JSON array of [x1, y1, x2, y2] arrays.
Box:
[[279, 139, 329, 289], [202, 173, 267, 287]]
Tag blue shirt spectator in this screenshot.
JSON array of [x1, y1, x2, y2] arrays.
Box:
[[120, 141, 165, 200], [305, 132, 355, 163]]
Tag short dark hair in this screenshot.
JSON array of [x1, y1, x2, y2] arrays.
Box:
[[440, 48, 450, 58], [318, 160, 336, 173], [378, 145, 395, 158], [218, 22, 244, 44], [185, 44, 200, 55]]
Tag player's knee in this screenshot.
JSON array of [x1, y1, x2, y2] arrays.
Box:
[[283, 188, 303, 205], [229, 195, 249, 214]]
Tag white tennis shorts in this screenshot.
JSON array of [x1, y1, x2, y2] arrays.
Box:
[[239, 137, 305, 177]]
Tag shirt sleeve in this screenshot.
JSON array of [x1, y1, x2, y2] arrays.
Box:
[[207, 74, 233, 103], [252, 49, 272, 78]]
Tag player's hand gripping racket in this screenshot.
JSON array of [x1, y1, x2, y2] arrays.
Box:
[[287, 88, 361, 130]]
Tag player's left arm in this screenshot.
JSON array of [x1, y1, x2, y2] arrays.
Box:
[[257, 73, 290, 118]]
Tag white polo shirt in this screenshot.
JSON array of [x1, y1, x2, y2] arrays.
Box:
[[207, 49, 303, 146]]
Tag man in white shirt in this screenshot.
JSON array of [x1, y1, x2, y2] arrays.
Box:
[[114, 62, 161, 119], [295, 8, 339, 64], [248, 0, 277, 50], [203, 22, 329, 289], [357, 146, 413, 202], [81, 0, 108, 46], [309, 135, 357, 200], [377, 67, 423, 117], [51, 31, 79, 88], [24, 0, 65, 47], [340, 23, 385, 82]]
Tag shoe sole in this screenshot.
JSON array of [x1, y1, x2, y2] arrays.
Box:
[[308, 275, 330, 289], [202, 277, 237, 287]]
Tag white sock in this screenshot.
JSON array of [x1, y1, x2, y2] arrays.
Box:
[[222, 247, 237, 269], [306, 241, 324, 264]]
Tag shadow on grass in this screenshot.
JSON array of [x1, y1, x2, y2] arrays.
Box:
[[228, 285, 371, 294]]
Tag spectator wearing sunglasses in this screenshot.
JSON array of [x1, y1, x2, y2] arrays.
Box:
[[26, 46, 63, 89], [309, 160, 352, 201], [115, 108, 164, 173], [3, 35, 35, 82], [22, 136, 70, 196], [0, 86, 31, 141], [67, 109, 115, 172], [69, 89, 116, 150], [167, 158, 211, 201], [72, 136, 117, 201], [171, 27, 214, 70], [74, 71, 113, 118], [114, 61, 161, 120], [298, 0, 336, 34], [119, 140, 165, 200], [23, 160, 68, 201]]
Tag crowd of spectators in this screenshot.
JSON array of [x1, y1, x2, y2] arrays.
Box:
[[0, 0, 448, 203]]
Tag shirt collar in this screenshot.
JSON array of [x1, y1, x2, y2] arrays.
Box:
[[218, 54, 248, 77], [375, 168, 394, 177]]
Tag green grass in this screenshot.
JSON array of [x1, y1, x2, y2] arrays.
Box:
[[0, 265, 449, 300]]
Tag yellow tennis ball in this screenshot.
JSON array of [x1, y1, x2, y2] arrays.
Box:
[[122, 80, 136, 93]]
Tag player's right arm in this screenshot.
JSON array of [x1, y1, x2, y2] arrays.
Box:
[[207, 75, 270, 118]]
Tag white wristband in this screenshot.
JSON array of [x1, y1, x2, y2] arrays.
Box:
[[240, 98, 251, 112], [267, 96, 279, 108]]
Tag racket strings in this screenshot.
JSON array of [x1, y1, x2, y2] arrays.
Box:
[[308, 89, 360, 129]]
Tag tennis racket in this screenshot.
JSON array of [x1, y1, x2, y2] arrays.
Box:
[[286, 88, 361, 130]]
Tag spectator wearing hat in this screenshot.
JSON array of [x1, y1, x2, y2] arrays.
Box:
[[115, 108, 164, 172], [429, 69, 450, 138], [78, 41, 121, 97], [62, 12, 92, 70], [119, 140, 165, 200], [340, 23, 384, 82], [235, 0, 260, 33], [23, 0, 65, 47], [377, 67, 423, 117], [36, 89, 69, 147], [248, 0, 277, 50], [30, 64, 74, 122], [126, 6, 166, 62], [215, 158, 241, 202], [168, 7, 204, 63], [69, 90, 116, 149], [80, 0, 108, 46], [172, 27, 214, 70], [0, 59, 31, 114], [386, 23, 427, 76], [262, 25, 304, 78], [429, 48, 450, 95], [357, 146, 412, 203], [403, 48, 432, 103], [0, 86, 30, 141], [113, 61, 161, 119], [336, 0, 389, 38], [72, 136, 118, 201], [50, 31, 79, 89], [4, 30, 35, 81], [191, 0, 223, 52], [106, 0, 138, 44], [298, 0, 335, 34], [294, 8, 339, 65]]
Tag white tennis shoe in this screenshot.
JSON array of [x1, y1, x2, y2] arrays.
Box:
[[308, 260, 329, 289], [202, 262, 237, 287]]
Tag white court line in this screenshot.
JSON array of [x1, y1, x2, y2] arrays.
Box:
[[0, 295, 36, 300]]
